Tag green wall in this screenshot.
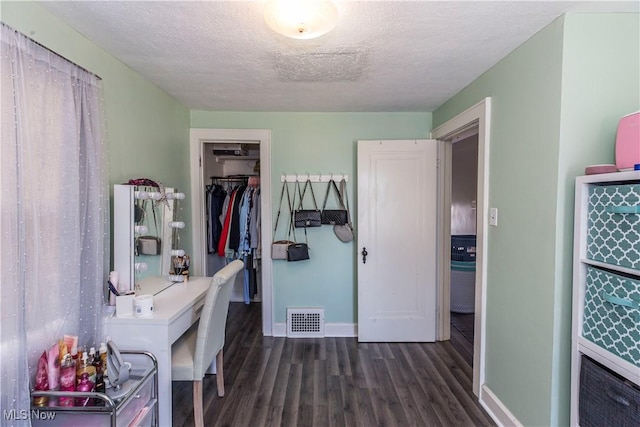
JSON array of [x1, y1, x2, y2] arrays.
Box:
[[191, 112, 431, 322], [2, 1, 192, 262], [433, 13, 639, 426], [553, 13, 640, 424]]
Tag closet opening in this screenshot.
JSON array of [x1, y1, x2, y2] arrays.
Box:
[[204, 143, 262, 304], [190, 129, 273, 336]]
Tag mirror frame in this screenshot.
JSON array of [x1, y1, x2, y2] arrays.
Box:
[[113, 184, 177, 292]]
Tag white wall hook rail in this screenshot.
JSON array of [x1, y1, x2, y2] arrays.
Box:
[[281, 173, 348, 183]]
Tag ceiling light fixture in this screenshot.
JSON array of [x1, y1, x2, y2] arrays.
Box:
[[263, 0, 339, 40]]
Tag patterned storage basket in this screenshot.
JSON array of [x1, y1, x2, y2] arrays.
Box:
[[587, 183, 640, 270], [582, 266, 640, 367]]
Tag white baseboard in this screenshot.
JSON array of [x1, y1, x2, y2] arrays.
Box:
[[272, 322, 357, 338], [273, 322, 286, 337], [325, 323, 357, 337], [480, 384, 522, 427]]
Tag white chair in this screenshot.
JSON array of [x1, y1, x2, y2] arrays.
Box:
[[171, 260, 244, 427]]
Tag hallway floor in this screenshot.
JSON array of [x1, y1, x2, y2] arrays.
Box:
[[450, 312, 474, 367]]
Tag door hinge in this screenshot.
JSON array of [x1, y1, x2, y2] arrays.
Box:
[[199, 157, 202, 167]]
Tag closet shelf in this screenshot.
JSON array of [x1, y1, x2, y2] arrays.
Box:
[[215, 155, 259, 164]]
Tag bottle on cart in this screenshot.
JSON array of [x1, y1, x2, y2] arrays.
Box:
[[58, 353, 76, 407], [99, 342, 108, 375], [76, 352, 97, 385], [92, 346, 105, 403], [75, 372, 95, 407]]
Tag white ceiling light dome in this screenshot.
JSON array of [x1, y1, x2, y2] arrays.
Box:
[[263, 0, 339, 40]]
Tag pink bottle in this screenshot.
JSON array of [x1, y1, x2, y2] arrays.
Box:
[[75, 372, 95, 406], [615, 111, 640, 171], [58, 354, 76, 407]]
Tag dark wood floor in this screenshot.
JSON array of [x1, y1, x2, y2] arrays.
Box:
[[172, 303, 495, 427], [450, 313, 475, 367]]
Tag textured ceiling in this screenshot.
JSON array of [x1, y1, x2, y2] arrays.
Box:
[[37, 1, 638, 112]]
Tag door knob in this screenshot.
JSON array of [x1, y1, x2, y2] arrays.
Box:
[[361, 247, 368, 264]]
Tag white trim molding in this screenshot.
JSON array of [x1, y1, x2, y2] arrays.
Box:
[[431, 97, 492, 397], [189, 128, 273, 336], [480, 384, 523, 427], [273, 323, 357, 338]]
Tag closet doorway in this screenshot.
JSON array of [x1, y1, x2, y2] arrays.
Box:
[[189, 129, 273, 336]]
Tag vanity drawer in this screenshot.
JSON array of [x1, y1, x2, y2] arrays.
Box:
[[583, 266, 640, 366], [587, 183, 640, 270], [579, 356, 640, 427]]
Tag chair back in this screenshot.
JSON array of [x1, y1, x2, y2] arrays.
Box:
[[193, 259, 244, 377]]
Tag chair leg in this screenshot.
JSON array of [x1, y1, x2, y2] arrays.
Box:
[[216, 349, 225, 397], [193, 380, 204, 427]]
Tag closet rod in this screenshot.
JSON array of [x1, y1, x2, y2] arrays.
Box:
[[280, 174, 349, 183], [210, 175, 255, 181]]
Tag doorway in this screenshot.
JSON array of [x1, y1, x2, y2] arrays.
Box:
[[189, 129, 273, 336], [449, 131, 479, 367], [431, 97, 491, 397]]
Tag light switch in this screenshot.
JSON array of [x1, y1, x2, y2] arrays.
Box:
[[490, 208, 498, 226]]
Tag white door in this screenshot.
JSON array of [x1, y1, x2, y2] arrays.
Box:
[[357, 140, 439, 342]]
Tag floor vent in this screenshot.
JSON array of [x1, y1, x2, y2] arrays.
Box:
[[287, 308, 325, 338]]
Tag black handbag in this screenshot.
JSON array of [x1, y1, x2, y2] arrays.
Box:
[[287, 243, 310, 261], [294, 180, 321, 228], [321, 179, 348, 225], [288, 185, 310, 262]]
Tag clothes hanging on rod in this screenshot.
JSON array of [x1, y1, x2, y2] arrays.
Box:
[[208, 175, 261, 304], [206, 175, 255, 253], [205, 183, 227, 253]]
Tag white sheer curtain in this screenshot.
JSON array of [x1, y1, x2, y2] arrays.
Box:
[[1, 23, 109, 423]]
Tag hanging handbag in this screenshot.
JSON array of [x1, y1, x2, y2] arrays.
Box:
[[294, 180, 321, 228], [287, 184, 310, 261], [137, 235, 161, 255], [271, 181, 295, 260], [136, 199, 162, 255], [287, 242, 310, 261], [321, 179, 348, 225], [333, 179, 354, 243]]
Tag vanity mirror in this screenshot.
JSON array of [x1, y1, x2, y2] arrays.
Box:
[[113, 184, 186, 293]]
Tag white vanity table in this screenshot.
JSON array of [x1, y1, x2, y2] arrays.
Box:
[[105, 276, 213, 427]]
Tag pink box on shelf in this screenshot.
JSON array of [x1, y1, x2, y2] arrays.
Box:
[[615, 111, 640, 171]]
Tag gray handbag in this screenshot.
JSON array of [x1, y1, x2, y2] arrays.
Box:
[[333, 179, 354, 243], [271, 181, 295, 260]]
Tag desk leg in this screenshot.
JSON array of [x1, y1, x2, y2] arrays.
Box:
[[154, 348, 172, 427]]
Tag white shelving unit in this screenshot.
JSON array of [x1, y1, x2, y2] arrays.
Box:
[[570, 170, 640, 426]]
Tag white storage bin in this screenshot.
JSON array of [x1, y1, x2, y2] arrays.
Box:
[[451, 261, 476, 313]]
